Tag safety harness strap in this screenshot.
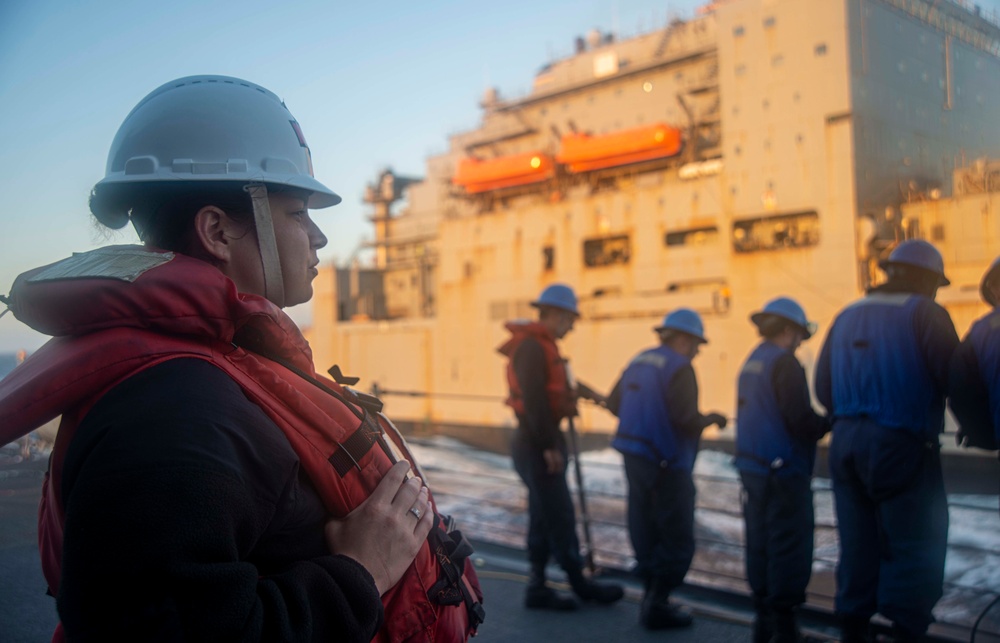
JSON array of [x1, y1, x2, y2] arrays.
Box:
[[427, 522, 485, 631]]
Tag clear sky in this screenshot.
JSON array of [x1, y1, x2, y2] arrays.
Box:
[[0, 0, 714, 352], [3, 0, 1000, 352]]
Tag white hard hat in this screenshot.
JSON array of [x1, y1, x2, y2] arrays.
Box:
[[92, 75, 340, 209]]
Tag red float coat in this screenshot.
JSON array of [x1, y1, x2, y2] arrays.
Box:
[[0, 246, 481, 643], [498, 321, 576, 422]]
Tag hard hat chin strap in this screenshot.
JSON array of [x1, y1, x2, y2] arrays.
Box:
[[244, 183, 285, 308]]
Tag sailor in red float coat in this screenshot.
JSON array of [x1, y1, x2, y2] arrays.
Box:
[[497, 284, 623, 612], [2, 249, 483, 642], [0, 75, 482, 643]]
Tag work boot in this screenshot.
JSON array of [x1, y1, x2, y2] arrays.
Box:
[[567, 569, 624, 605], [887, 623, 923, 643], [524, 584, 578, 611], [771, 607, 802, 643], [840, 615, 873, 643], [752, 596, 773, 643], [639, 578, 693, 630], [524, 567, 577, 611]]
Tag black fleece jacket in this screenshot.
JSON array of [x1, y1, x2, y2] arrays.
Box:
[[57, 358, 383, 642]]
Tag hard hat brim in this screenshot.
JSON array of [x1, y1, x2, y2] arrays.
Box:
[[654, 326, 707, 344], [879, 259, 950, 286], [531, 301, 580, 317], [749, 311, 815, 340], [94, 173, 342, 209], [982, 260, 1000, 307]]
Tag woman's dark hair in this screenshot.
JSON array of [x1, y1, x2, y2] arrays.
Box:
[[89, 181, 256, 252]]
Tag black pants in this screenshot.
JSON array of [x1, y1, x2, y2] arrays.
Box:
[[623, 453, 695, 589], [510, 433, 583, 574], [740, 470, 815, 610]]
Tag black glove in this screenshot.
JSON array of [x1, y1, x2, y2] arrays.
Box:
[[706, 412, 728, 429]]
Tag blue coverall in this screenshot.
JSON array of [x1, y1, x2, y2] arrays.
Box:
[[815, 287, 959, 636], [608, 345, 714, 588], [736, 341, 829, 613]]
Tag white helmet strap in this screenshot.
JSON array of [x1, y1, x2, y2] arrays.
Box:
[[244, 183, 285, 308]]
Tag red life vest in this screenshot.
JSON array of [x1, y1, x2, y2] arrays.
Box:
[[0, 246, 482, 643], [497, 321, 576, 420]]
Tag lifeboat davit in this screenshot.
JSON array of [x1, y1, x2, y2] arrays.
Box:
[[453, 152, 555, 193], [557, 123, 682, 173]]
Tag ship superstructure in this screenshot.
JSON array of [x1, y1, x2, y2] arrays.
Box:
[[307, 0, 1000, 434]]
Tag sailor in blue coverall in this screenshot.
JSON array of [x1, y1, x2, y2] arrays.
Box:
[[815, 240, 959, 643], [948, 257, 1000, 479], [736, 297, 830, 643], [606, 309, 727, 630]]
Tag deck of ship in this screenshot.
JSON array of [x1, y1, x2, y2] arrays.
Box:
[[2, 441, 998, 643]]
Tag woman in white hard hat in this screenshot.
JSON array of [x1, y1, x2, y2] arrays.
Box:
[[0, 76, 481, 642]]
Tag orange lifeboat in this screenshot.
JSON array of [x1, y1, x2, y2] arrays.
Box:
[[453, 151, 555, 193], [557, 123, 682, 173]]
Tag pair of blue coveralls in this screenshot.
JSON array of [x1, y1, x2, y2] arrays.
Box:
[[736, 341, 829, 612], [609, 345, 710, 589], [815, 287, 959, 636]]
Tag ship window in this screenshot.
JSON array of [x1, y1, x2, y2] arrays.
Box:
[[763, 16, 775, 28], [666, 226, 719, 247], [815, 43, 827, 56], [732, 211, 819, 253], [583, 235, 631, 267], [543, 246, 555, 271], [733, 25, 745, 37]]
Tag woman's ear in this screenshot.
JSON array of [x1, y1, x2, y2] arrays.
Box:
[[191, 205, 237, 264]]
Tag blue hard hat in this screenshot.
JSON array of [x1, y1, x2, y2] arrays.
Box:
[[750, 296, 817, 339], [879, 239, 950, 286], [655, 308, 707, 344], [531, 283, 580, 316], [982, 256, 1000, 307]]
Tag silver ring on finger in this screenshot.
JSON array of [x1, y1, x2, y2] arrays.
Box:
[[408, 507, 422, 520]]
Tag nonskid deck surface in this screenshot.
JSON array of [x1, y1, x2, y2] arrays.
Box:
[[469, 538, 818, 643]]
